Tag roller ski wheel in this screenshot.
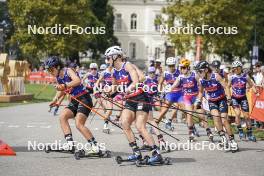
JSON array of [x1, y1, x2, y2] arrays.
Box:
[[74, 149, 85, 160], [115, 156, 123, 164], [45, 145, 51, 153], [53, 106, 59, 116]]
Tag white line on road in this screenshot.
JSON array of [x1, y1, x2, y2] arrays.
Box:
[[40, 125, 51, 128], [0, 121, 5, 124], [8, 125, 19, 128], [26, 125, 35, 128]]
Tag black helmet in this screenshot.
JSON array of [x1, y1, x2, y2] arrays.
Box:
[[44, 56, 63, 70], [197, 61, 209, 70], [211, 60, 221, 68]]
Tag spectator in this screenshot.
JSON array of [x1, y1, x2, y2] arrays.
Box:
[[253, 61, 264, 129], [253, 62, 264, 86]]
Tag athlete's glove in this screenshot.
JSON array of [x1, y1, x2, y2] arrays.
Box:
[[194, 99, 202, 109], [55, 84, 67, 91], [94, 92, 101, 98]]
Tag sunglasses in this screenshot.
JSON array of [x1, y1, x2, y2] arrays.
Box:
[[91, 68, 97, 70], [180, 66, 187, 70], [168, 65, 175, 67], [149, 72, 155, 74], [198, 69, 205, 73]]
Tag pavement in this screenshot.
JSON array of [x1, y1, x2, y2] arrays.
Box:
[[0, 102, 264, 176]]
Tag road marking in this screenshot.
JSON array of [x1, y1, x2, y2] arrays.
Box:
[[8, 125, 19, 128], [40, 125, 51, 128], [27, 125, 35, 128], [28, 122, 47, 125], [0, 121, 5, 124]]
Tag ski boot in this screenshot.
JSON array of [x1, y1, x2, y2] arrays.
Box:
[[206, 128, 214, 142], [53, 105, 59, 116], [193, 125, 200, 137], [247, 128, 257, 142], [229, 139, 239, 153], [136, 153, 170, 166], [115, 151, 142, 164], [149, 127, 155, 134], [189, 133, 196, 143], [102, 122, 110, 134], [219, 131, 228, 149], [165, 121, 174, 131]]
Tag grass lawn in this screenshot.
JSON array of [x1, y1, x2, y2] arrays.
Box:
[[193, 117, 264, 141], [0, 84, 56, 108]]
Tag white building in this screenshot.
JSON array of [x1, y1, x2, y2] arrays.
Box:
[[110, 0, 170, 69]]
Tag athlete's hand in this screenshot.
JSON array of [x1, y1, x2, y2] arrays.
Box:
[[49, 101, 57, 107], [227, 99, 232, 106], [55, 84, 66, 91], [94, 92, 101, 98], [194, 99, 202, 109]]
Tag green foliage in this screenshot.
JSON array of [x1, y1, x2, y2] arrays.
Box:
[[7, 0, 117, 63], [163, 0, 255, 60]]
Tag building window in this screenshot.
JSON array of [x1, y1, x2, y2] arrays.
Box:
[[129, 42, 136, 59], [154, 14, 161, 31], [130, 13, 137, 30], [155, 47, 161, 60], [115, 13, 122, 31]]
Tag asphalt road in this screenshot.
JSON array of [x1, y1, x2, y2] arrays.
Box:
[[0, 102, 264, 176]]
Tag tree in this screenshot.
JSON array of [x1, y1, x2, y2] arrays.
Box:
[[0, 1, 14, 53], [87, 0, 118, 60], [7, 0, 101, 64], [162, 0, 255, 61]]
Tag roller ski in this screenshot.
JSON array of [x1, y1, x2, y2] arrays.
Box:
[[135, 153, 170, 167], [74, 145, 111, 160], [189, 133, 196, 143], [45, 141, 75, 154], [206, 128, 214, 142], [246, 128, 257, 142], [115, 151, 142, 165], [229, 139, 239, 153], [165, 121, 174, 131], [102, 121, 110, 134], [218, 132, 228, 149], [193, 125, 200, 137]]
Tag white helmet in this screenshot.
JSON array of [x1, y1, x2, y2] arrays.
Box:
[[166, 57, 176, 66], [100, 64, 107, 70], [104, 46, 123, 58], [155, 59, 162, 63], [90, 63, 98, 69], [232, 60, 242, 68]]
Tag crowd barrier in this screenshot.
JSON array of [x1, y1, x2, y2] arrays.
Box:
[[27, 71, 56, 84]]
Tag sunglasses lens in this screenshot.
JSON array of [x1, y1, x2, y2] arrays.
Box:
[[181, 67, 186, 69]]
